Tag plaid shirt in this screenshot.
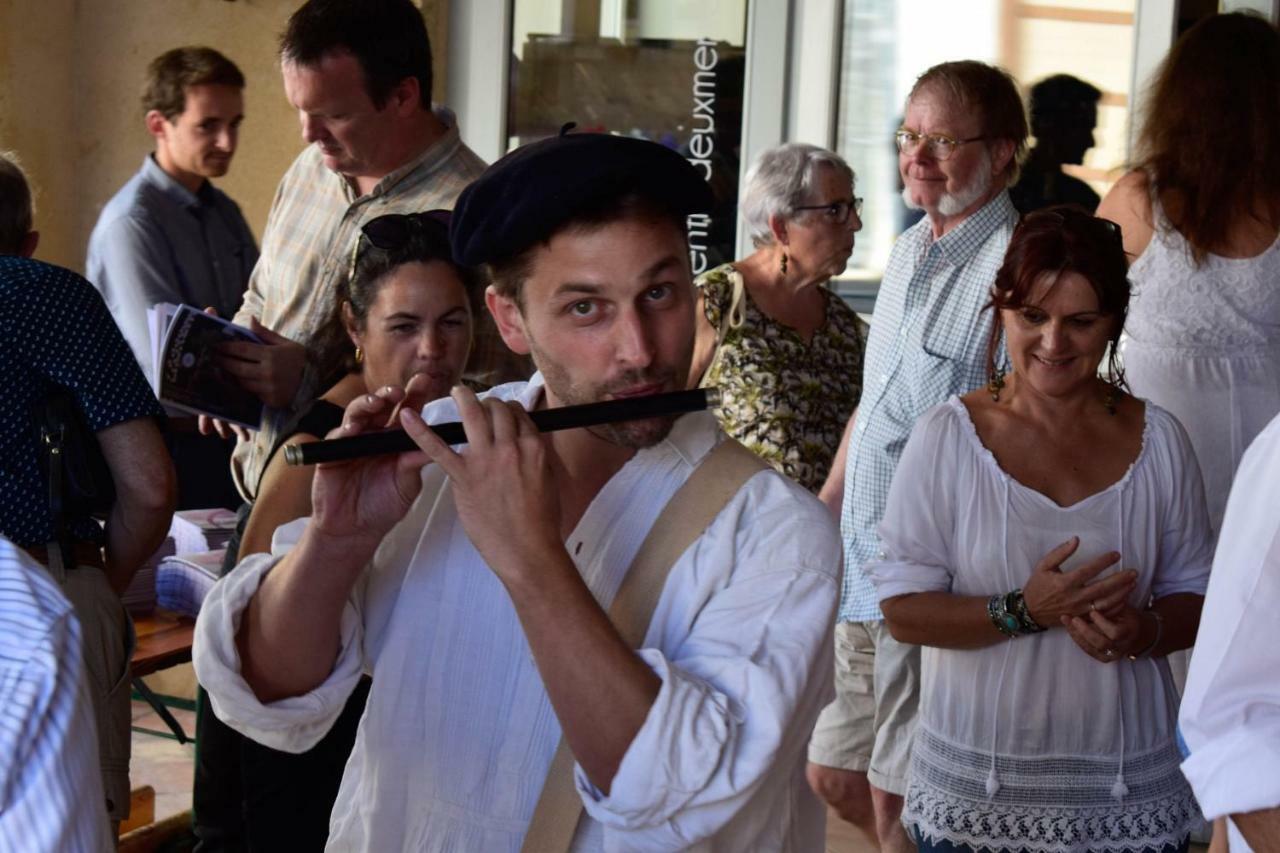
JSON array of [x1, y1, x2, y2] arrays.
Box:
[[837, 191, 1017, 622], [230, 110, 495, 499]]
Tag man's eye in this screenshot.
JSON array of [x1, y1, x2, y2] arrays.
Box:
[[645, 285, 673, 302], [570, 301, 594, 316]]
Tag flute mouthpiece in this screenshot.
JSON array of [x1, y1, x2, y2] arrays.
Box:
[[704, 387, 722, 409], [284, 445, 303, 466]]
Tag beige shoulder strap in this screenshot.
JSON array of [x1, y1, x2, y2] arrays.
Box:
[[520, 438, 767, 853]]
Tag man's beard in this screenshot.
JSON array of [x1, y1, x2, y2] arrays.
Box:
[[529, 344, 686, 450], [901, 147, 994, 217]]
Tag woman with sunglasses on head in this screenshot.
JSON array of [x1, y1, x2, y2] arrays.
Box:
[[687, 143, 866, 493], [193, 210, 480, 851], [867, 207, 1212, 853]]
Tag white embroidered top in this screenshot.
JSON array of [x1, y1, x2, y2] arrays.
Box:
[[867, 398, 1213, 853]]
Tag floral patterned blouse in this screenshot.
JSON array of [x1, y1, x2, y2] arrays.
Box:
[[697, 263, 866, 492]]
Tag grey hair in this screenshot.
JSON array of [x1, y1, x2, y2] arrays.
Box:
[[740, 143, 855, 248], [0, 150, 34, 255]]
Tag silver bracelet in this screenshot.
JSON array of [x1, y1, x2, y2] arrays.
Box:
[[1127, 609, 1164, 660]]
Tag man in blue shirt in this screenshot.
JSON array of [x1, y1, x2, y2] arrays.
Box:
[[88, 46, 258, 509], [807, 61, 1027, 852], [87, 46, 259, 380]]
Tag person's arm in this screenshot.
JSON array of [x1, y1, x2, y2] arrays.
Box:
[[87, 215, 181, 376], [235, 378, 436, 702], [96, 417, 176, 593], [237, 433, 323, 557], [882, 539, 1135, 649], [685, 289, 718, 389], [1096, 169, 1155, 262], [817, 409, 855, 518], [1234, 807, 1280, 850]]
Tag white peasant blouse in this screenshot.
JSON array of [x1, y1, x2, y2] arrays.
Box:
[[867, 397, 1213, 853]]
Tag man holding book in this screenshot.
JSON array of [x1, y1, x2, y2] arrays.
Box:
[[195, 132, 841, 851]]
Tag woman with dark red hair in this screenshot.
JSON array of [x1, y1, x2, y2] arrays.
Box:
[[867, 207, 1212, 853]]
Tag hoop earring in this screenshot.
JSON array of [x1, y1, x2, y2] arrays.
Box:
[[1103, 383, 1117, 416], [988, 370, 1006, 402], [780, 252, 789, 275], [355, 346, 364, 365]]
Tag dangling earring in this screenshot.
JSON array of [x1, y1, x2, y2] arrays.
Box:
[[988, 369, 1006, 402], [354, 346, 364, 365], [780, 252, 789, 275], [1102, 383, 1117, 416]]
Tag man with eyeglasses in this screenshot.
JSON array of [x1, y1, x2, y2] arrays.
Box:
[[807, 60, 1027, 852]]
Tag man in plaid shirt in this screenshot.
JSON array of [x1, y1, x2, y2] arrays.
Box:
[[806, 61, 1028, 852]]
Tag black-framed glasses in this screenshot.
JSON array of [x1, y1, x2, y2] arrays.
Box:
[[793, 197, 864, 225], [348, 209, 453, 281], [894, 128, 985, 161]]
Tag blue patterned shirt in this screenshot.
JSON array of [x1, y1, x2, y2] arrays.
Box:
[[837, 192, 1018, 622], [0, 257, 163, 547]]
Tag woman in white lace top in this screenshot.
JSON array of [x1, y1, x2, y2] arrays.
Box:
[[1099, 13, 1280, 539], [869, 208, 1212, 853]]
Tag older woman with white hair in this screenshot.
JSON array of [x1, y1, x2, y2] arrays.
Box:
[[688, 142, 867, 492]]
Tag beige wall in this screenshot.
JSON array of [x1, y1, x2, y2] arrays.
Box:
[[0, 0, 448, 274]]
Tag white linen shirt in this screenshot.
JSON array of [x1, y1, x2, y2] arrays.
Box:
[[867, 398, 1213, 853], [1180, 411, 1280, 853], [194, 376, 841, 852]]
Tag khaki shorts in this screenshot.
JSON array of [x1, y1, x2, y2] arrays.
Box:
[[61, 564, 135, 821], [808, 620, 920, 795]]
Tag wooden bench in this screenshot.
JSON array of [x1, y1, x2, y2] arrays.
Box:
[[131, 610, 196, 742]]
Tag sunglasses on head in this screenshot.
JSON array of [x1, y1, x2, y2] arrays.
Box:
[[348, 209, 454, 282]]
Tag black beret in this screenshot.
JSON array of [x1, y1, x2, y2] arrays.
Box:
[[450, 131, 714, 267]]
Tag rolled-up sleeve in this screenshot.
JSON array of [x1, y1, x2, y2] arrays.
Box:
[[1180, 417, 1280, 824], [192, 522, 367, 754], [868, 403, 959, 600], [575, 493, 840, 848]]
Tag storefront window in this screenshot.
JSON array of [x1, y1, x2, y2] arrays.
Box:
[[508, 1, 749, 273]]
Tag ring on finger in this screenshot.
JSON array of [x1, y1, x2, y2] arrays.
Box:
[[1103, 648, 1115, 658]]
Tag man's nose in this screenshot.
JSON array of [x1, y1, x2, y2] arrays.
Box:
[[217, 126, 237, 153], [300, 113, 326, 144], [614, 310, 656, 369]]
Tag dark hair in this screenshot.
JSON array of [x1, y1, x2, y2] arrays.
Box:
[[985, 205, 1130, 388], [0, 151, 34, 255], [142, 47, 245, 121], [1136, 12, 1280, 263], [486, 192, 690, 308], [1029, 74, 1102, 134], [310, 215, 484, 387], [279, 0, 433, 109], [908, 60, 1029, 183]]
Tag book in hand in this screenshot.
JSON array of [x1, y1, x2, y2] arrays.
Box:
[[148, 303, 264, 429]]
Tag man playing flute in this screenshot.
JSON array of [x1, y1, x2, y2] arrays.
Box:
[[194, 131, 841, 851]]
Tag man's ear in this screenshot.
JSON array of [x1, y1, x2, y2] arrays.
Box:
[[145, 110, 170, 142], [389, 77, 421, 117], [485, 285, 532, 355], [768, 213, 790, 248], [18, 230, 39, 259], [990, 138, 1017, 181]]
